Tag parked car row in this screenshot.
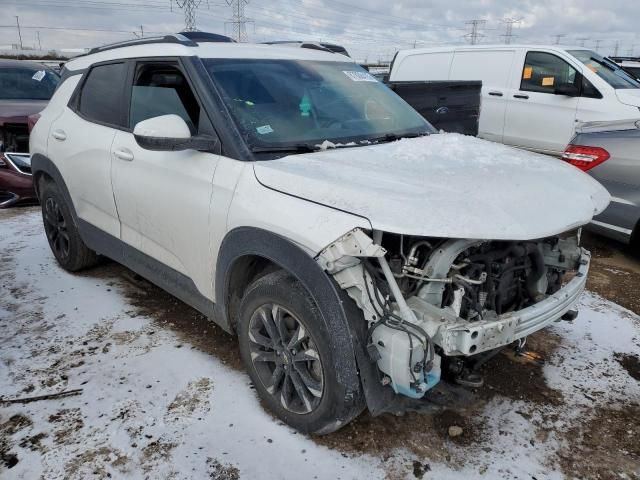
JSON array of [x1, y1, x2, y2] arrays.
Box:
[[0, 59, 59, 207], [30, 33, 608, 434], [2, 43, 638, 247], [389, 44, 640, 248], [563, 119, 640, 245], [389, 45, 640, 156]]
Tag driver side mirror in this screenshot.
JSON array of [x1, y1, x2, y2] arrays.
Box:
[[133, 114, 220, 153], [554, 83, 580, 97]]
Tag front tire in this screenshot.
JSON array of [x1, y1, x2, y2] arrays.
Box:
[[40, 181, 99, 272], [237, 270, 364, 434]]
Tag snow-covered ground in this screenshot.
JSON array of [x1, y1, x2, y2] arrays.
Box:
[[1, 208, 639, 479]]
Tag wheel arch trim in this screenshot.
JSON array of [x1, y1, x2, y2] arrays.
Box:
[[214, 226, 362, 393], [31, 153, 80, 227]]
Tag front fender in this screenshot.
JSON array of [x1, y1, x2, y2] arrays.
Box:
[[214, 226, 363, 394]]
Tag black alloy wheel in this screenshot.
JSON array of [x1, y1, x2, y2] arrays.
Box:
[[43, 196, 70, 261], [247, 302, 324, 414]]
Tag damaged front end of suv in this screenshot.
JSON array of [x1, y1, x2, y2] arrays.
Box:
[[317, 228, 588, 400]]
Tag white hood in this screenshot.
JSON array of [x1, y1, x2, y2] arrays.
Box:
[[615, 89, 640, 108], [253, 133, 610, 240]]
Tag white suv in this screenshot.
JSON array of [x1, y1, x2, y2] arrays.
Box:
[[30, 33, 609, 434]]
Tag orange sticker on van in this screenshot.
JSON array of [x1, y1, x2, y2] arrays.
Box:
[[523, 66, 533, 80], [542, 76, 555, 87]]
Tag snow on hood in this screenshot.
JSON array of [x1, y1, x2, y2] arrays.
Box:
[[253, 133, 610, 240], [615, 89, 640, 108]]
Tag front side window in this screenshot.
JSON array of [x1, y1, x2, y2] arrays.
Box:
[[568, 50, 640, 89], [129, 63, 200, 133], [520, 52, 579, 94], [202, 59, 433, 152], [0, 66, 58, 100], [78, 62, 127, 126]]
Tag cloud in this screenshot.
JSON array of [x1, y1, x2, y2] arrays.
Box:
[[0, 0, 637, 61]]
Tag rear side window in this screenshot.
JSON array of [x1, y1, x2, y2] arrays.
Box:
[[77, 62, 127, 127], [520, 52, 578, 94]]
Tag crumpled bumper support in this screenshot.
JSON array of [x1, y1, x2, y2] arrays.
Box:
[[434, 248, 590, 356]]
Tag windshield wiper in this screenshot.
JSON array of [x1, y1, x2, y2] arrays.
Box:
[[367, 131, 430, 144], [250, 144, 319, 154]]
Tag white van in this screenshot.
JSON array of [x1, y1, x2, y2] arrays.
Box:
[[389, 45, 640, 155]]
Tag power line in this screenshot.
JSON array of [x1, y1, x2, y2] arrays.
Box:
[[14, 15, 22, 49], [172, 0, 210, 31], [0, 24, 166, 35], [594, 39, 602, 53], [500, 18, 521, 45], [225, 0, 253, 42], [576, 37, 590, 47], [464, 19, 486, 45]]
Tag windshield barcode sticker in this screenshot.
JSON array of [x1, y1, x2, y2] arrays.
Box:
[[256, 124, 274, 135], [342, 71, 377, 82], [32, 70, 46, 82]]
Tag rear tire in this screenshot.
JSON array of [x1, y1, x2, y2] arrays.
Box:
[[40, 181, 99, 272], [237, 270, 364, 434]]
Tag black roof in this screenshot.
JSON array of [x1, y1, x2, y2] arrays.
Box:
[[261, 40, 350, 57], [178, 31, 235, 43]]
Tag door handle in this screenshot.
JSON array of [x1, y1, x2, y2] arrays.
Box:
[[113, 149, 134, 161], [51, 129, 66, 141], [513, 94, 529, 100], [488, 91, 503, 97]]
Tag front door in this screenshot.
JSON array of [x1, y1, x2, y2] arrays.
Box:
[[503, 51, 580, 155], [111, 60, 221, 298]]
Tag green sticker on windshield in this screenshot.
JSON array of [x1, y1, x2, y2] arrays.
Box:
[[299, 95, 312, 117]]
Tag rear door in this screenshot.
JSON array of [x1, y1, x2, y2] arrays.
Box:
[[110, 59, 221, 298], [47, 61, 128, 238], [503, 50, 580, 155], [449, 49, 516, 142]]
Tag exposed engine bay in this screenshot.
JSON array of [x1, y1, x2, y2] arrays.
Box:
[[317, 228, 587, 400]]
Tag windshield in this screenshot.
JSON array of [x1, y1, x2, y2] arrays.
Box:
[[202, 59, 433, 152], [568, 50, 640, 89], [0, 66, 59, 100]]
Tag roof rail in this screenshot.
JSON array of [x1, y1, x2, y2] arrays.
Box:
[[87, 32, 236, 56], [87, 34, 197, 55]]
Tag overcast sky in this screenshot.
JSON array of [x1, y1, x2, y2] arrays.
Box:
[[0, 0, 638, 62]]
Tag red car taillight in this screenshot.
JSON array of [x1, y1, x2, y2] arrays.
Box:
[[27, 113, 41, 133], [561, 144, 610, 172]]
